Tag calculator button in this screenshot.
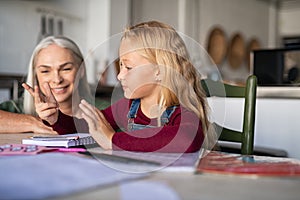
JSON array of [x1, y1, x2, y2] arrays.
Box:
[[11, 146, 23, 151], [26, 145, 38, 150], [0, 144, 12, 149], [25, 148, 37, 152]]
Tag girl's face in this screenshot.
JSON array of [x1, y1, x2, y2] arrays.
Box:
[[118, 39, 159, 99], [34, 44, 81, 104]]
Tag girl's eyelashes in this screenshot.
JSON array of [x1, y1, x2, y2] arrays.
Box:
[[120, 61, 133, 70]]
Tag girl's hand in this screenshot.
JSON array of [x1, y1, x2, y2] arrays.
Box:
[[79, 99, 114, 149], [22, 82, 59, 125]]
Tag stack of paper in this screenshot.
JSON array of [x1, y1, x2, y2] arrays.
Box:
[[22, 133, 96, 147]]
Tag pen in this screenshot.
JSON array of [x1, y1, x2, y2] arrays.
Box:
[[56, 148, 87, 153], [31, 136, 79, 141]]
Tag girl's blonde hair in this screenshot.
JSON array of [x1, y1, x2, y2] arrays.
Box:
[[23, 36, 92, 115], [121, 21, 216, 148]]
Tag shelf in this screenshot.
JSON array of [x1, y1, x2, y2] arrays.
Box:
[[257, 86, 300, 99]]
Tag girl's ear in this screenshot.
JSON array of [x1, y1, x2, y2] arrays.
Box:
[[155, 64, 161, 76], [155, 65, 161, 82]]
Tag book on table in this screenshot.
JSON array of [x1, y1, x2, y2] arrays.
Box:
[[22, 133, 96, 148]]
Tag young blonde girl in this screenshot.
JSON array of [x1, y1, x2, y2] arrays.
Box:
[[42, 21, 215, 152]]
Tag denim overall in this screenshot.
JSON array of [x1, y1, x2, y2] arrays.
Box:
[[127, 99, 177, 131]]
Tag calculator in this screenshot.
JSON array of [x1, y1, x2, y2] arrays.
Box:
[[0, 144, 56, 156]]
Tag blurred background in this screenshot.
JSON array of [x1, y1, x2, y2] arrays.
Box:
[[1, 0, 300, 86]]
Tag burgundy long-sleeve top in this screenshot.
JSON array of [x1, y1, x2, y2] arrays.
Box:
[[50, 98, 204, 153]]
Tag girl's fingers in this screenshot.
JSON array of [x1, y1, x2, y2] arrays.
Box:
[[82, 112, 98, 131], [80, 99, 94, 111], [79, 100, 100, 121], [96, 109, 106, 120]]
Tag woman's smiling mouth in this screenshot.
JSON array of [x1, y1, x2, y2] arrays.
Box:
[[51, 86, 68, 94]]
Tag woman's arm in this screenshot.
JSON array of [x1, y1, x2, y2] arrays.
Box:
[[0, 110, 57, 134]]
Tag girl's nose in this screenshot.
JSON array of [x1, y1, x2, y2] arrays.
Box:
[[117, 68, 126, 81]]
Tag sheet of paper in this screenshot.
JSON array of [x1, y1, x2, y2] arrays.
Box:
[[88, 147, 204, 173], [120, 181, 180, 200], [0, 152, 146, 200]]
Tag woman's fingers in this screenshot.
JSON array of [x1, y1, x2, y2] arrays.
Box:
[[38, 108, 58, 120], [35, 102, 58, 112], [22, 82, 56, 106], [22, 83, 45, 105], [43, 82, 58, 105], [33, 85, 43, 104], [22, 83, 34, 96]]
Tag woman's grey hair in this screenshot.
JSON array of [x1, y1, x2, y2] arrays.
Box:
[[23, 36, 92, 115]]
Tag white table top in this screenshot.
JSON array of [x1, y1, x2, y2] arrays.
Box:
[[58, 171, 300, 200], [1, 134, 300, 200]]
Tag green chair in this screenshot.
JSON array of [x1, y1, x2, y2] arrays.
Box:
[[201, 75, 257, 155]]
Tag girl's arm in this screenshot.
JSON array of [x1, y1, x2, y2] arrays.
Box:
[[80, 99, 115, 149], [111, 110, 204, 153]]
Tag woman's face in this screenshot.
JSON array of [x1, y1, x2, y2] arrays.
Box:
[[34, 44, 80, 104], [118, 39, 159, 99]]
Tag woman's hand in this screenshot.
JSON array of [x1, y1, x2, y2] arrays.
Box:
[[22, 82, 59, 125], [28, 115, 58, 134], [79, 99, 114, 149]]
